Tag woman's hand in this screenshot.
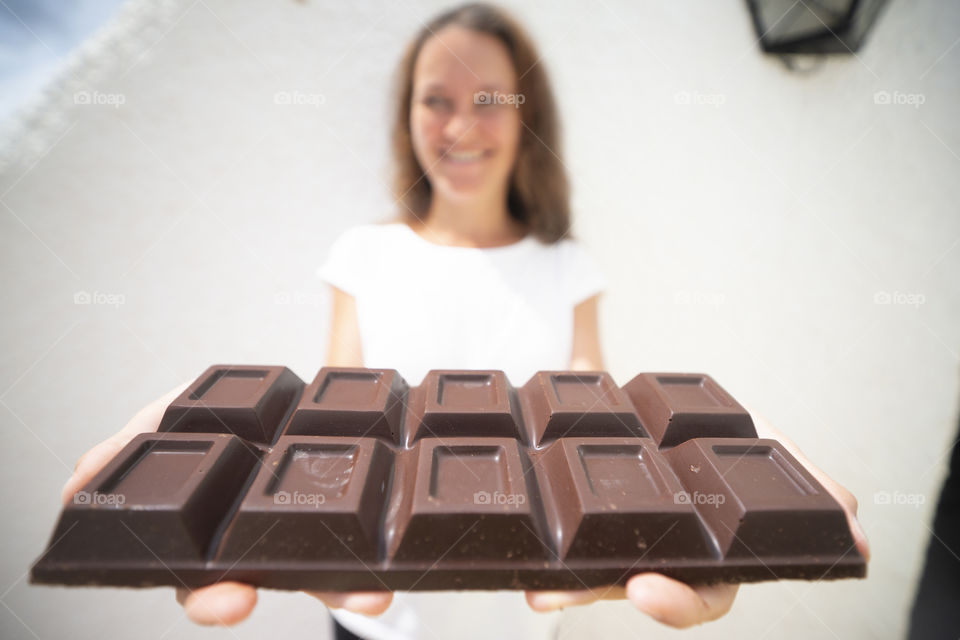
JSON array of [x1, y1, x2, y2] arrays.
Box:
[[173, 588, 392, 626], [526, 580, 739, 628], [61, 383, 188, 506], [60, 383, 393, 626], [525, 408, 870, 628]]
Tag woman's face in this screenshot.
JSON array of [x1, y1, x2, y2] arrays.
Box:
[[410, 25, 522, 206]]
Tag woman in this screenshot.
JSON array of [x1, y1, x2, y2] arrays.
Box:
[[62, 3, 869, 637], [318, 4, 604, 637]]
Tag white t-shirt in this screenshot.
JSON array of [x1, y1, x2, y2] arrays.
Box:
[[317, 222, 606, 640], [318, 222, 606, 387]]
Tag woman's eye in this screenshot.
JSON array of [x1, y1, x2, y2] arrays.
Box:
[[423, 96, 450, 109]]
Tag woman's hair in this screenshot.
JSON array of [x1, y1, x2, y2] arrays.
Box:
[[391, 3, 571, 243]]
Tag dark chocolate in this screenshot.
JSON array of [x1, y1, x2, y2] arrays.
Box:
[[622, 373, 757, 448], [285, 368, 407, 443], [158, 365, 304, 444], [32, 367, 866, 591]]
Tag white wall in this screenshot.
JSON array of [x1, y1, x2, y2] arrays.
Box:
[[1, 1, 957, 638]]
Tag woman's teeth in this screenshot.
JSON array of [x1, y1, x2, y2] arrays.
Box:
[[444, 150, 485, 162]]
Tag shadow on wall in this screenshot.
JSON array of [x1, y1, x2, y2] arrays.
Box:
[[908, 386, 960, 639], [0, 0, 127, 121]]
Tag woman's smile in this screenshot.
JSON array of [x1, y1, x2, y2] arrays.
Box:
[[440, 148, 493, 164]]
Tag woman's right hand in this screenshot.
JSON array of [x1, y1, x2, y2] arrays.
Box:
[[60, 383, 393, 626], [60, 383, 188, 506]]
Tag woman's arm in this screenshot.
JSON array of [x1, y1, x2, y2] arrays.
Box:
[[570, 294, 604, 370], [178, 285, 384, 622], [529, 341, 870, 627], [312, 285, 393, 613], [540, 292, 734, 625], [326, 286, 364, 367]]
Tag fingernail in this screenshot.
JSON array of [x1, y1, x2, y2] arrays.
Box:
[[530, 594, 563, 611], [628, 584, 661, 620], [537, 592, 595, 611], [341, 593, 387, 614], [852, 517, 871, 559], [629, 584, 649, 606]]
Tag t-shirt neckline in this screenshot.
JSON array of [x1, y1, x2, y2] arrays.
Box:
[[395, 222, 535, 252]]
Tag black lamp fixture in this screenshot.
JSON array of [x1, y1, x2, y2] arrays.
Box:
[[745, 0, 889, 54]]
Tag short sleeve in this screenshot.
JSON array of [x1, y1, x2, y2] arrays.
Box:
[[316, 226, 375, 296], [558, 240, 607, 306]]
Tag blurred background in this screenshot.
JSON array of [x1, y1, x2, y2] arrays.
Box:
[[1, 0, 957, 638]]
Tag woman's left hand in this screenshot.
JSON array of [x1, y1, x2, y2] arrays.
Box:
[[526, 578, 739, 628], [525, 408, 870, 628]]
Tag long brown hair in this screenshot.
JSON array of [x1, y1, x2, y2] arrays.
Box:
[[391, 3, 571, 243]]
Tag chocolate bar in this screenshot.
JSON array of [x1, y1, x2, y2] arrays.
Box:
[[31, 366, 866, 590]]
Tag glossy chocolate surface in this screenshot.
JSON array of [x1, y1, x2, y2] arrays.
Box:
[[32, 366, 866, 590]]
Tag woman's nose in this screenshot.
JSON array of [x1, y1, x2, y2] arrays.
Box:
[[442, 107, 476, 141]]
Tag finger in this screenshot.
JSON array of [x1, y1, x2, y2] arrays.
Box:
[[816, 477, 869, 560], [745, 405, 870, 561], [307, 591, 393, 616], [626, 573, 737, 629], [847, 513, 870, 561], [61, 438, 129, 506], [786, 463, 870, 560], [525, 586, 625, 612], [123, 381, 190, 435], [175, 582, 257, 626], [62, 381, 193, 507]]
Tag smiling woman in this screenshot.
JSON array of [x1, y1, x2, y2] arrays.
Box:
[[322, 6, 609, 638], [391, 3, 570, 245], [52, 3, 871, 639]]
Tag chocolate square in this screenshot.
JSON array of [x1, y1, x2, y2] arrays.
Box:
[[42, 433, 258, 565], [159, 365, 304, 444], [389, 438, 547, 562], [410, 370, 523, 441], [284, 368, 407, 443], [540, 437, 712, 559], [523, 371, 646, 445], [622, 373, 756, 448], [217, 436, 393, 562], [664, 438, 856, 558]]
